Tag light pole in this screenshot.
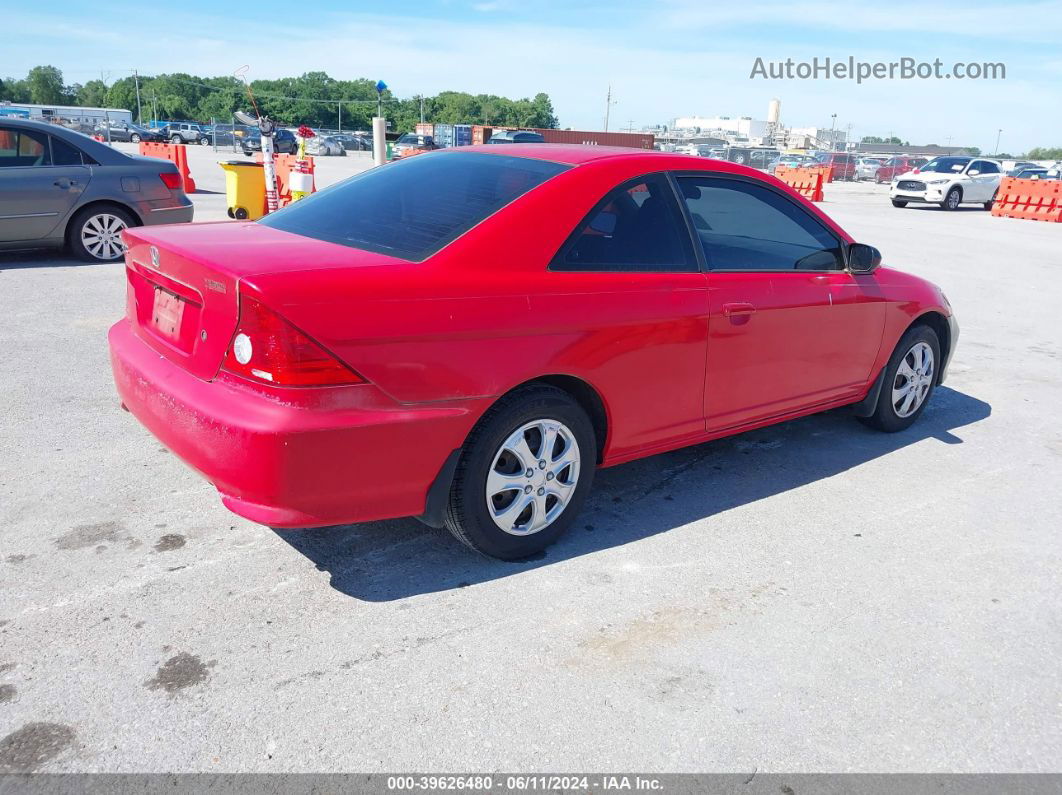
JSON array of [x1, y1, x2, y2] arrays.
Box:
[[994, 128, 1002, 155], [830, 113, 837, 150]]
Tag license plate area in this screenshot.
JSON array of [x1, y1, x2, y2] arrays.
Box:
[[152, 286, 185, 341]]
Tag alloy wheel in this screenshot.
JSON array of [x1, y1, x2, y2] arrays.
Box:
[[892, 342, 935, 418], [485, 419, 580, 536], [80, 213, 128, 261]]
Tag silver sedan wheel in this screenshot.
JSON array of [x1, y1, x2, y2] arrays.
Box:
[[81, 213, 128, 261], [892, 342, 935, 418], [486, 419, 580, 536]]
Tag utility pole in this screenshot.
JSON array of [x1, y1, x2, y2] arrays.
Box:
[[419, 96, 425, 123], [133, 69, 142, 124], [337, 101, 342, 133], [994, 128, 1002, 155], [625, 119, 635, 133], [830, 113, 837, 150], [603, 84, 616, 132]]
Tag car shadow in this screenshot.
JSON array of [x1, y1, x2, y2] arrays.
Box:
[[274, 386, 991, 602], [0, 250, 99, 270]]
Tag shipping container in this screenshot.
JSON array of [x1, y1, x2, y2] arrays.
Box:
[[433, 123, 455, 148], [454, 124, 472, 147], [472, 125, 492, 145], [533, 128, 655, 149], [415, 122, 434, 137]]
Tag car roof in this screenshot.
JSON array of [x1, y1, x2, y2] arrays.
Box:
[[454, 143, 666, 165], [433, 144, 792, 184]]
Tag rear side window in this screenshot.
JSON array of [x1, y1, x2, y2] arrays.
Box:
[[0, 128, 50, 167], [552, 174, 696, 272], [677, 176, 843, 271], [50, 136, 84, 166], [259, 151, 568, 261]]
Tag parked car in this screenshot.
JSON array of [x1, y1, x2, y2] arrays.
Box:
[[1009, 167, 1049, 179], [392, 132, 437, 159], [721, 147, 777, 169], [890, 156, 1003, 210], [812, 151, 857, 180], [239, 128, 298, 156], [856, 157, 886, 180], [875, 156, 929, 183], [768, 153, 816, 174], [486, 129, 545, 144], [162, 122, 211, 146], [332, 133, 372, 151], [0, 118, 192, 261], [306, 135, 346, 156], [1005, 161, 1040, 175], [109, 146, 957, 559], [94, 121, 167, 144]]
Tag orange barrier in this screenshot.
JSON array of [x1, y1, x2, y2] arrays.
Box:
[[991, 177, 1062, 222], [138, 142, 196, 193], [776, 167, 824, 202], [255, 153, 316, 207]]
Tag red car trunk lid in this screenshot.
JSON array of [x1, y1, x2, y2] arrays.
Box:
[[121, 222, 405, 381]]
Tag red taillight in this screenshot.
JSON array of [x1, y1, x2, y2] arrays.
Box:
[[159, 172, 181, 190], [222, 294, 364, 387]]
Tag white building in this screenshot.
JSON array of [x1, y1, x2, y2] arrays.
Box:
[[0, 102, 132, 126], [671, 116, 768, 141]]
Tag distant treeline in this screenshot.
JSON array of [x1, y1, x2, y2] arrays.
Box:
[[0, 66, 560, 131]]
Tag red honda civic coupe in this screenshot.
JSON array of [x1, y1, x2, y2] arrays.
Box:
[[109, 145, 958, 559]]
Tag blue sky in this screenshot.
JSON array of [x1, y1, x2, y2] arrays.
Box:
[[8, 0, 1061, 152]]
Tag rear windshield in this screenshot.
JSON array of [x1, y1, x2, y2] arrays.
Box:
[[259, 151, 569, 261]]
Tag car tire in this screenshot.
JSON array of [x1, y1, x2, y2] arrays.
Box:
[[942, 186, 962, 210], [67, 205, 135, 263], [169, 135, 181, 144], [859, 324, 941, 433], [984, 190, 998, 211], [445, 385, 596, 560], [130, 134, 141, 143], [891, 199, 907, 208], [199, 137, 210, 146]]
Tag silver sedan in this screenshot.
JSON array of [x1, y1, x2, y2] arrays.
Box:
[[0, 117, 193, 261]]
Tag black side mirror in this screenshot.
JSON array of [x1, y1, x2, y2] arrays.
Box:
[[849, 243, 881, 274]]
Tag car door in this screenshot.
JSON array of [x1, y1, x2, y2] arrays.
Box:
[[0, 126, 89, 242], [674, 173, 886, 431], [544, 173, 709, 457], [975, 160, 1001, 199]]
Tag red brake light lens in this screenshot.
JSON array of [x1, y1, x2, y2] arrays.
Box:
[[159, 172, 181, 190], [222, 294, 364, 387]]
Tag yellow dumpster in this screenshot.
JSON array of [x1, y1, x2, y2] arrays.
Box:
[[219, 160, 266, 220]]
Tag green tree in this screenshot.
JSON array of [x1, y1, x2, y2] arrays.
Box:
[[1027, 146, 1062, 160], [0, 77, 30, 103], [77, 79, 108, 106], [26, 65, 65, 104]]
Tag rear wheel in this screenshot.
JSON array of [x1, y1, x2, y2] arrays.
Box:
[[199, 137, 210, 146], [68, 206, 134, 262], [130, 133, 141, 143], [891, 199, 907, 208], [859, 324, 940, 433], [169, 134, 182, 145], [445, 386, 595, 560], [942, 186, 962, 210]]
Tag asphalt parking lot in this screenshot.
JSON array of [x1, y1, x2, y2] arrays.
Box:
[[1, 169, 1060, 773]]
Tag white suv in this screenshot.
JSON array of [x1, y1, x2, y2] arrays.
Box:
[[890, 156, 1003, 210]]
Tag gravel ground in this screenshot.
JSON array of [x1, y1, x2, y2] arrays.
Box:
[[0, 174, 1059, 774]]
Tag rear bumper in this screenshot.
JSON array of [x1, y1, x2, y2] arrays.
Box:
[[108, 318, 484, 528], [137, 199, 194, 226]]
